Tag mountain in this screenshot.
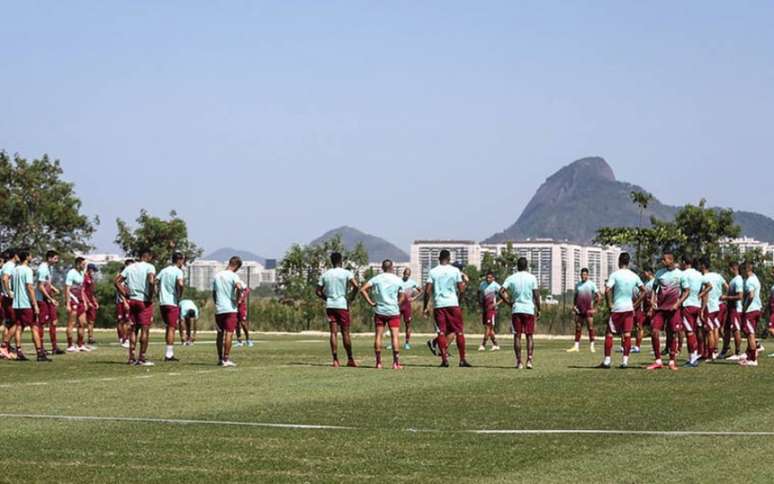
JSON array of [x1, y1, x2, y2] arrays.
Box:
[[484, 156, 774, 243], [205, 247, 266, 264], [310, 226, 409, 262]]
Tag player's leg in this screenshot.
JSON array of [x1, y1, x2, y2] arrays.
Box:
[[222, 326, 236, 366], [403, 316, 412, 350], [741, 314, 759, 366], [235, 317, 243, 345], [65, 305, 77, 351], [77, 310, 88, 351], [646, 312, 665, 369], [49, 305, 63, 353], [374, 320, 384, 368], [512, 314, 522, 367], [215, 317, 224, 363], [340, 324, 356, 367], [435, 310, 450, 367], [568, 314, 582, 352], [389, 318, 402, 368], [164, 319, 177, 361], [682, 310, 700, 366], [191, 317, 198, 343], [668, 311, 681, 370], [489, 317, 499, 350], [87, 310, 96, 345], [600, 316, 615, 368], [242, 318, 252, 346], [453, 308, 469, 367], [480, 312, 488, 351], [587, 315, 596, 352]]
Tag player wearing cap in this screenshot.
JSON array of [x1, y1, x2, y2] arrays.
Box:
[[212, 256, 244, 367], [720, 262, 744, 360], [157, 252, 185, 361], [115, 259, 134, 348], [598, 253, 644, 369], [83, 263, 100, 346], [647, 251, 682, 371], [0, 249, 20, 359], [12, 250, 50, 361], [236, 286, 253, 347], [35, 250, 63, 355], [423, 250, 471, 367], [678, 256, 703, 367], [114, 249, 156, 366], [478, 271, 501, 352], [399, 268, 422, 350], [698, 258, 726, 361], [316, 252, 360, 368], [739, 262, 761, 367], [65, 257, 91, 353], [360, 259, 405, 369], [567, 268, 599, 353], [178, 299, 199, 345]]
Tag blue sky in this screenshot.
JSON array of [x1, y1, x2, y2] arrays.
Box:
[[2, 0, 772, 257]]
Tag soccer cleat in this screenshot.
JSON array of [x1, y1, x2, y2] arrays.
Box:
[[595, 362, 611, 369], [741, 360, 758, 367], [478, 345, 486, 352], [332, 360, 340, 368], [392, 362, 403, 370], [516, 362, 524, 369], [668, 361, 678, 371], [16, 351, 29, 361], [222, 360, 237, 368], [37, 354, 52, 362], [403, 343, 411, 350], [619, 362, 628, 369], [375, 362, 383, 369], [566, 346, 580, 353], [459, 360, 473, 368], [121, 341, 130, 349], [646, 362, 664, 370], [0, 347, 10, 359], [439, 361, 449, 368], [682, 360, 699, 368], [127, 359, 136, 365], [615, 346, 624, 353], [632, 346, 641, 354], [87, 339, 96, 345], [739, 353, 748, 361], [77, 346, 91, 352], [346, 359, 358, 368], [66, 346, 78, 353], [589, 344, 596, 353], [247, 340, 255, 348], [138, 360, 154, 367], [491, 345, 500, 351], [726, 354, 741, 361], [426, 340, 437, 356], [53, 347, 65, 355], [164, 356, 179, 362], [526, 360, 534, 370]]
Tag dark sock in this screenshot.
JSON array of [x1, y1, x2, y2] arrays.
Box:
[[375, 351, 381, 365], [456, 334, 466, 361]]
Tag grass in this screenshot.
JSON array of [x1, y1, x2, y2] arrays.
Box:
[[3, 330, 774, 483]]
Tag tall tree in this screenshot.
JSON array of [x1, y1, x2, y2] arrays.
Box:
[[115, 210, 203, 266], [0, 151, 98, 256], [629, 190, 654, 268]]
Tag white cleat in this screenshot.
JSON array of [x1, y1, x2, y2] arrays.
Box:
[[78, 345, 92, 352], [222, 360, 237, 368], [491, 345, 500, 351], [725, 354, 741, 361], [589, 344, 596, 353], [139, 360, 155, 367], [120, 341, 130, 349], [66, 346, 78, 353], [478, 345, 486, 352]]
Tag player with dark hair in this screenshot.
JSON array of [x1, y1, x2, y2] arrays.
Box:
[[0, 249, 19, 359], [720, 261, 744, 360], [236, 286, 253, 347], [115, 259, 134, 348], [423, 250, 471, 367], [83, 263, 100, 346], [36, 250, 63, 354], [598, 252, 644, 369], [567, 268, 598, 353], [698, 258, 726, 361], [500, 257, 540, 369], [399, 267, 422, 350], [115, 249, 156, 365], [316, 252, 359, 367], [478, 270, 501, 351], [12, 250, 49, 361], [647, 251, 682, 371], [739, 262, 761, 367], [65, 257, 90, 353], [634, 266, 655, 354], [360, 259, 405, 369], [678, 256, 703, 367], [213, 256, 244, 367], [157, 252, 185, 361]]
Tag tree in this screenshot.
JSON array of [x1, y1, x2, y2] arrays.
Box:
[[630, 190, 654, 268], [275, 235, 369, 327], [0, 151, 98, 256], [114, 210, 203, 266]]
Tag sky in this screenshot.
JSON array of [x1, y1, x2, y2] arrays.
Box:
[[2, 0, 772, 258]]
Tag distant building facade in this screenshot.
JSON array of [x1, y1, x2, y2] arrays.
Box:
[[186, 260, 276, 291], [722, 237, 774, 262], [410, 240, 621, 295]]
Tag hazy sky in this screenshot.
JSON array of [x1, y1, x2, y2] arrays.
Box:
[[3, 1, 772, 257]]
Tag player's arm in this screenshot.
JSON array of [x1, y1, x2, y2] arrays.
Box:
[[358, 281, 375, 307], [147, 271, 156, 295], [698, 281, 712, 300], [743, 287, 755, 313], [422, 282, 433, 316], [532, 289, 541, 318], [2, 272, 12, 298], [114, 274, 128, 298], [633, 284, 647, 308], [398, 290, 406, 306], [315, 283, 327, 302], [65, 283, 73, 311], [498, 287, 513, 306], [347, 277, 360, 303], [605, 287, 614, 310], [412, 285, 424, 302], [38, 280, 54, 304], [176, 276, 184, 302], [26, 278, 38, 315]]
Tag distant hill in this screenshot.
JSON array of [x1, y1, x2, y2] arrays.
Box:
[[310, 226, 409, 262], [484, 156, 774, 243], [205, 247, 266, 263]]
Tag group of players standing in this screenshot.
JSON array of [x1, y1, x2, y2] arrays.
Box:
[[317, 248, 773, 370], [0, 248, 256, 367]]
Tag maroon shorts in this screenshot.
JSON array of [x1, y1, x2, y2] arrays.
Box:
[[86, 305, 97, 322], [608, 311, 634, 335], [769, 311, 774, 329], [37, 300, 51, 325], [69, 300, 85, 317], [128, 300, 153, 327], [634, 310, 645, 327], [216, 312, 238, 332], [116, 303, 129, 322], [652, 309, 682, 332], [727, 309, 741, 332], [481, 310, 496, 326], [14, 308, 37, 327], [706, 311, 721, 330], [742, 311, 760, 336], [2, 296, 15, 325], [238, 305, 247, 322], [512, 313, 535, 335], [400, 302, 413, 322], [682, 306, 701, 332], [161, 305, 180, 328], [326, 308, 351, 329], [434, 306, 463, 335], [374, 314, 400, 329]]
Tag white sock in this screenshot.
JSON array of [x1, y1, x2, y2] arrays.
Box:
[[574, 342, 580, 349], [655, 358, 663, 365], [622, 355, 629, 365], [603, 356, 611, 366], [165, 345, 173, 358], [690, 351, 698, 363]]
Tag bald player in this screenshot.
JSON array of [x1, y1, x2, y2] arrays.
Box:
[[360, 259, 405, 369]]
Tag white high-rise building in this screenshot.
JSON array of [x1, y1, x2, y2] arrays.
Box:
[[185, 260, 276, 291]]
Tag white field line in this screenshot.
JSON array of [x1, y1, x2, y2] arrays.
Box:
[[85, 329, 583, 340], [0, 413, 772, 436]]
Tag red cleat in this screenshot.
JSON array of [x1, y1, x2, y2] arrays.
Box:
[[646, 361, 663, 370], [332, 360, 340, 368], [392, 362, 403, 370], [346, 359, 358, 368], [375, 362, 383, 369]]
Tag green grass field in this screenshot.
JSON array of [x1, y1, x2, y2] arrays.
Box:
[[3, 330, 774, 483]]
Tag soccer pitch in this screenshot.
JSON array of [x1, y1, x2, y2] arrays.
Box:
[[4, 332, 774, 483]]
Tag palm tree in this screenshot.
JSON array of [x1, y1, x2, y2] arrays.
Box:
[[630, 191, 654, 268]]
